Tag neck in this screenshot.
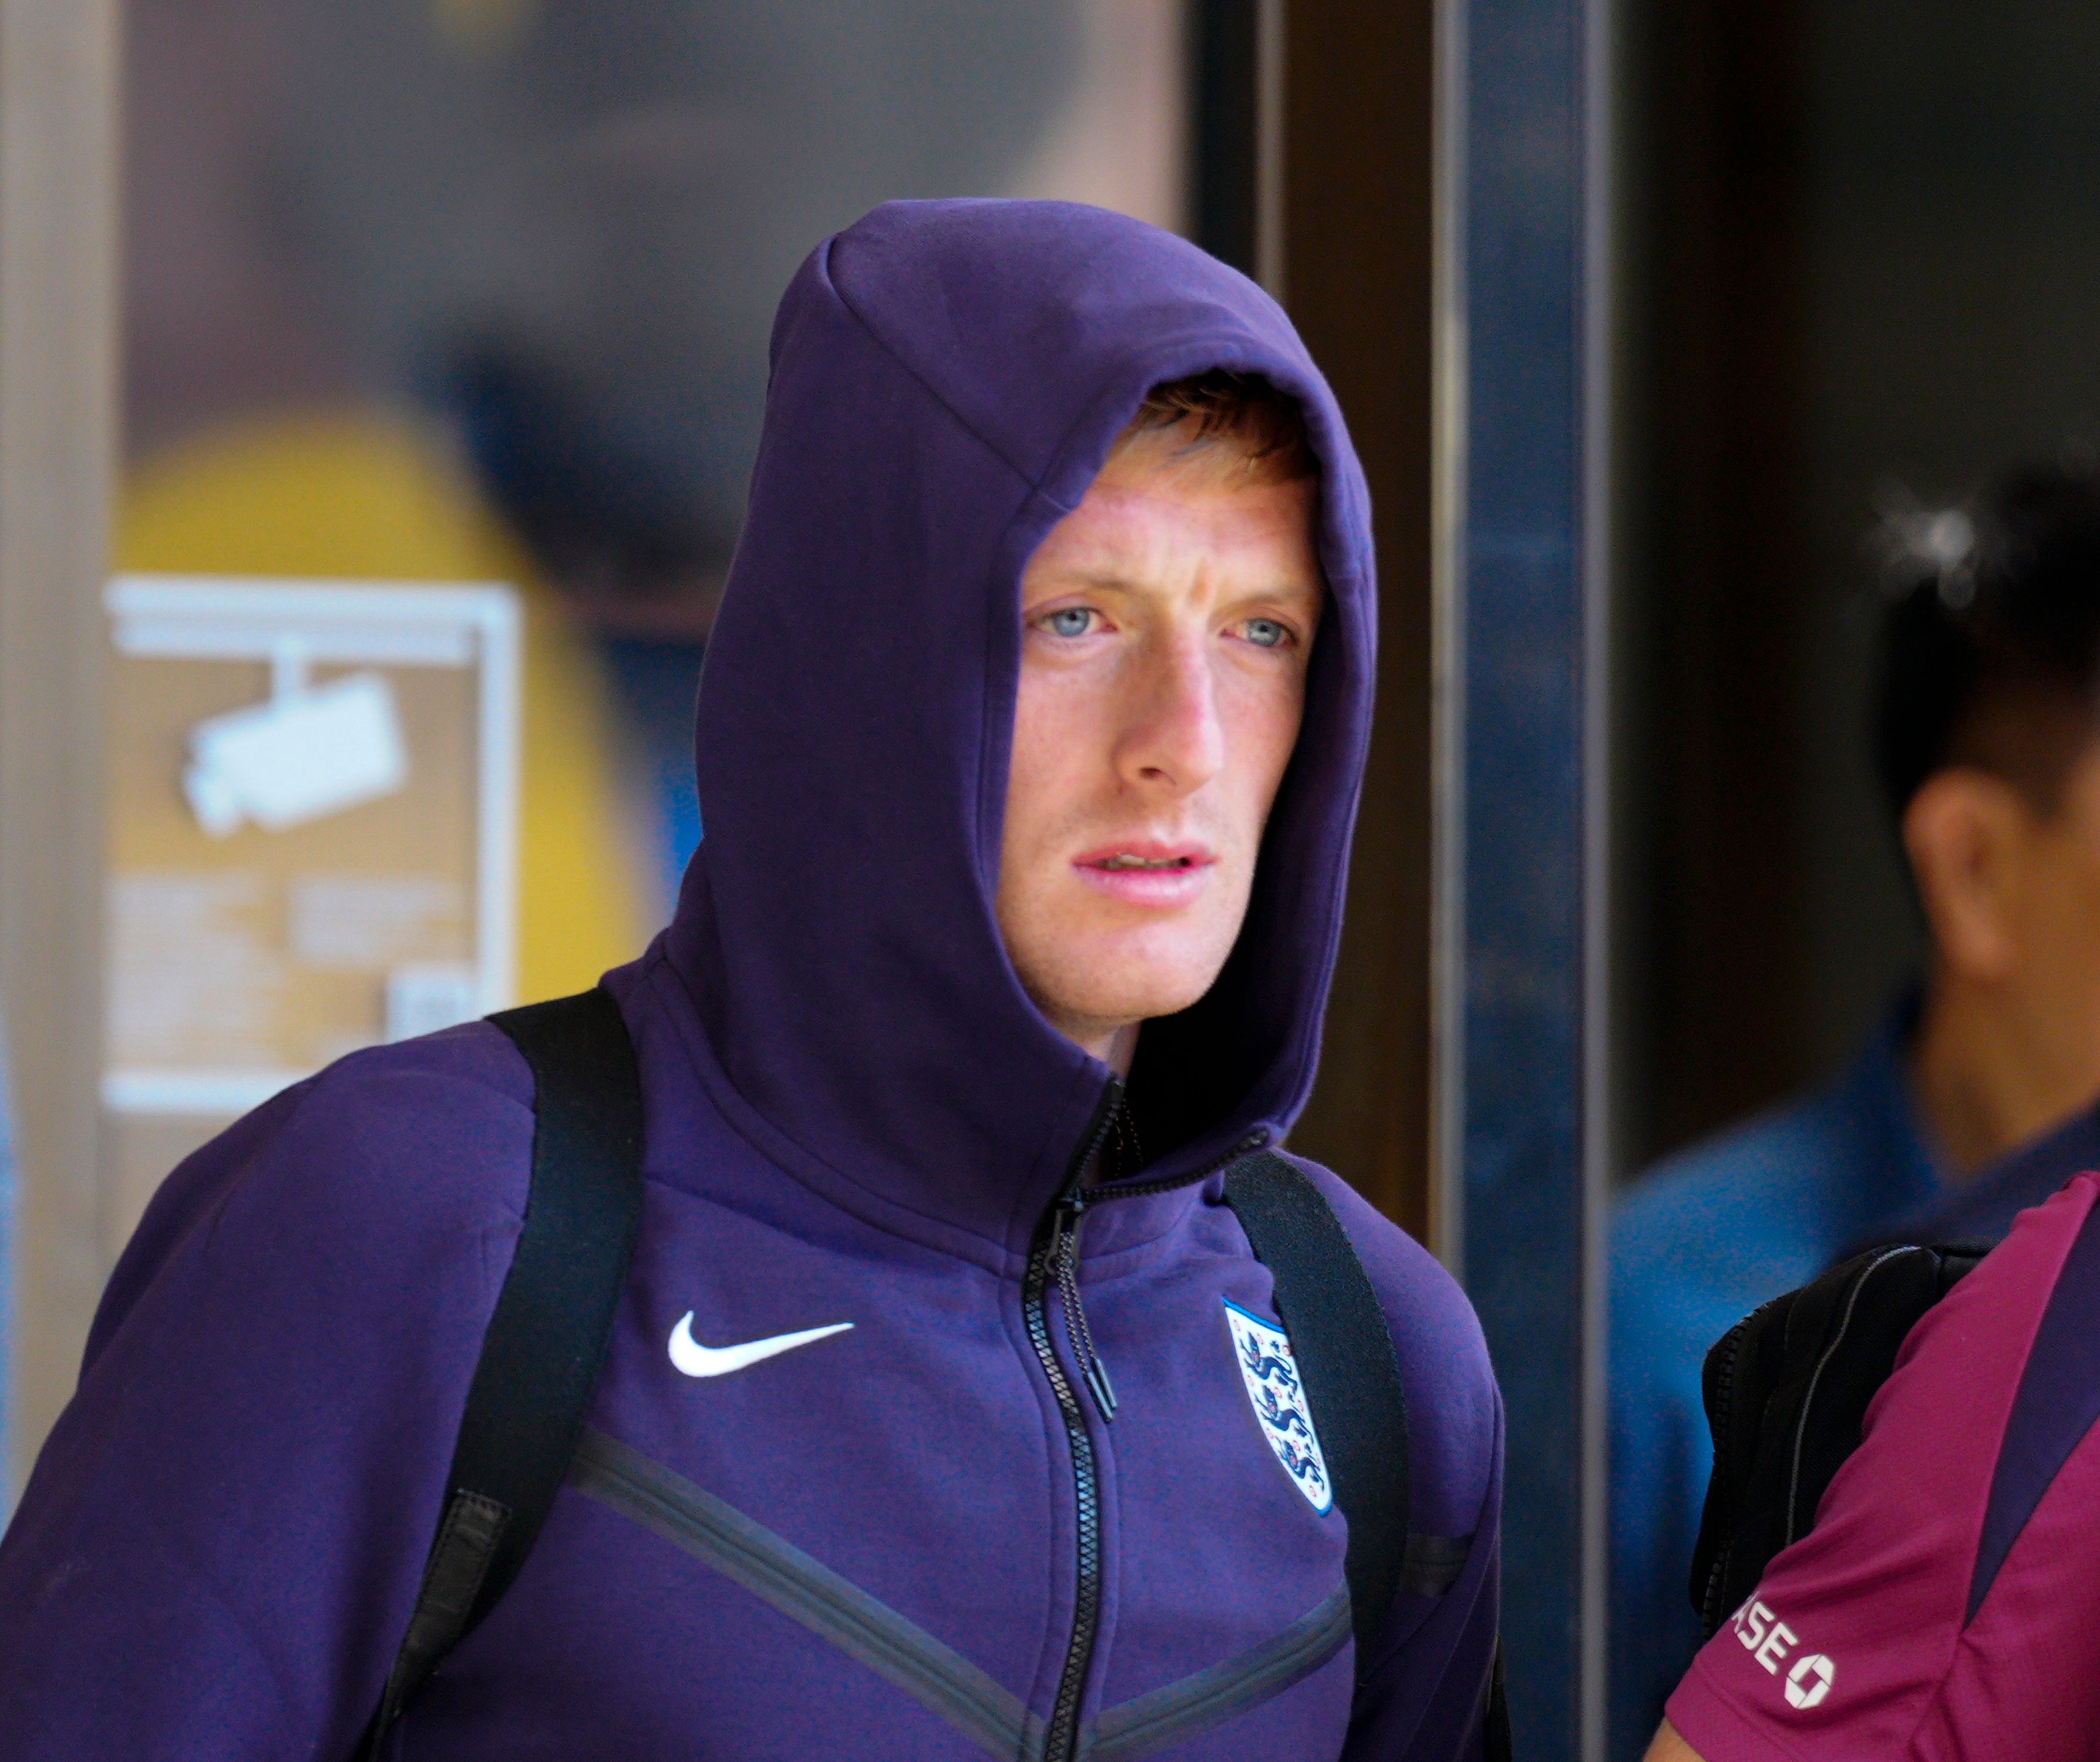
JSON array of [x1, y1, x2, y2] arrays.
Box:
[[1911, 971, 2100, 1176], [1053, 1017, 1141, 1077], [1094, 1022, 1142, 1078]]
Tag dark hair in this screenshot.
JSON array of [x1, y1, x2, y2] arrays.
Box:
[[1114, 369, 1315, 482], [1874, 463, 2100, 818]]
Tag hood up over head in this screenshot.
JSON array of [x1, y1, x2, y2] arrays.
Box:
[[662, 199, 1377, 1257]]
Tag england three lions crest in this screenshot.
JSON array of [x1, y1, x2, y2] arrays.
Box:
[[1224, 1299, 1332, 1514]]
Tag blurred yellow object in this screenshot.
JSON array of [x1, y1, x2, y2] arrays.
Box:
[[116, 409, 647, 1006], [432, 0, 541, 58]]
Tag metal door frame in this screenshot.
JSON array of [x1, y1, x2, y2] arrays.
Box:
[[1433, 0, 1614, 1750]]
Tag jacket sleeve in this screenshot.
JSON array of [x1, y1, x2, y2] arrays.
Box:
[[0, 1033, 532, 1762], [1341, 1409, 1505, 1761], [1298, 1163, 1507, 1762]]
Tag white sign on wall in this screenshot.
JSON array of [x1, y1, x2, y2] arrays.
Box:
[[103, 576, 521, 1121]]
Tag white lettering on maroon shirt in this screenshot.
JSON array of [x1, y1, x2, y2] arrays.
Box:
[[1731, 1595, 1835, 1709], [1785, 1653, 1836, 1710]]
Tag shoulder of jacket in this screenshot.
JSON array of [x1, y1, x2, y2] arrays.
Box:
[[254, 1021, 538, 1217], [96, 1023, 539, 1355], [259, 1019, 533, 1188]]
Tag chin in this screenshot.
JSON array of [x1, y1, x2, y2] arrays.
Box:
[[1002, 889, 1247, 1036], [1053, 940, 1232, 1027]]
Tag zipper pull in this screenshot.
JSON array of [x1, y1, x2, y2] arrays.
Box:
[[1045, 1198, 1071, 1263], [1052, 1196, 1118, 1422], [1083, 1352, 1118, 1421]]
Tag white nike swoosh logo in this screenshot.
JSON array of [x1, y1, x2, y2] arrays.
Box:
[[667, 1312, 854, 1378]]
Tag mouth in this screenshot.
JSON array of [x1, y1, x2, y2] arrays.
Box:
[[1072, 840, 1218, 906], [1097, 853, 1196, 870], [1075, 839, 1216, 870]]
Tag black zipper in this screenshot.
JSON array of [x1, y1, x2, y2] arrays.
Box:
[[1021, 1094, 1270, 1761]]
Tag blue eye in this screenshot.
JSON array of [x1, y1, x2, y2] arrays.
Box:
[[1043, 607, 1095, 637], [1243, 618, 1290, 649]]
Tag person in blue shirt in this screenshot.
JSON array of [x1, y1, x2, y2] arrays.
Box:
[[1611, 461, 2100, 1757]]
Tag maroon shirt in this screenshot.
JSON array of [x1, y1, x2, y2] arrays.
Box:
[[1668, 1171, 2100, 1758]]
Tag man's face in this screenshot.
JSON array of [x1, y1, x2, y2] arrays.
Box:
[[996, 427, 1324, 1060], [1906, 732, 2100, 1162], [1978, 746, 2100, 1099]]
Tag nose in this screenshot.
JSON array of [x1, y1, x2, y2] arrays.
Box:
[[1116, 628, 1224, 797]]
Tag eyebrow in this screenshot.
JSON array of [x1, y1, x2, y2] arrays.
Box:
[[1052, 570, 1150, 594], [1039, 568, 1322, 605]]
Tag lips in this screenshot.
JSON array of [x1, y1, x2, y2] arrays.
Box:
[[1072, 839, 1217, 907]]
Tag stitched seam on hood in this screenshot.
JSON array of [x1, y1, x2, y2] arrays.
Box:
[[638, 950, 1219, 1279], [644, 954, 1211, 1276], [817, 230, 1049, 496], [640, 948, 1049, 1277]]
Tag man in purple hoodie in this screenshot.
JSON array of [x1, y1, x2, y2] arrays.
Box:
[[0, 200, 1502, 1760]]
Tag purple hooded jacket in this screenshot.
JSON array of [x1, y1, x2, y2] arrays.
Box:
[[0, 200, 1502, 1761]]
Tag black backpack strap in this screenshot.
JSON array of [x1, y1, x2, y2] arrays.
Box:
[[359, 988, 645, 1758], [1688, 1239, 1987, 1635], [1221, 1150, 1411, 1678]]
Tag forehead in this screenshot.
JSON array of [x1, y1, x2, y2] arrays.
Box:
[[1026, 436, 1325, 598]]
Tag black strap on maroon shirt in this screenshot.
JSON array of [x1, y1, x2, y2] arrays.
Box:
[[358, 988, 644, 1760]]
